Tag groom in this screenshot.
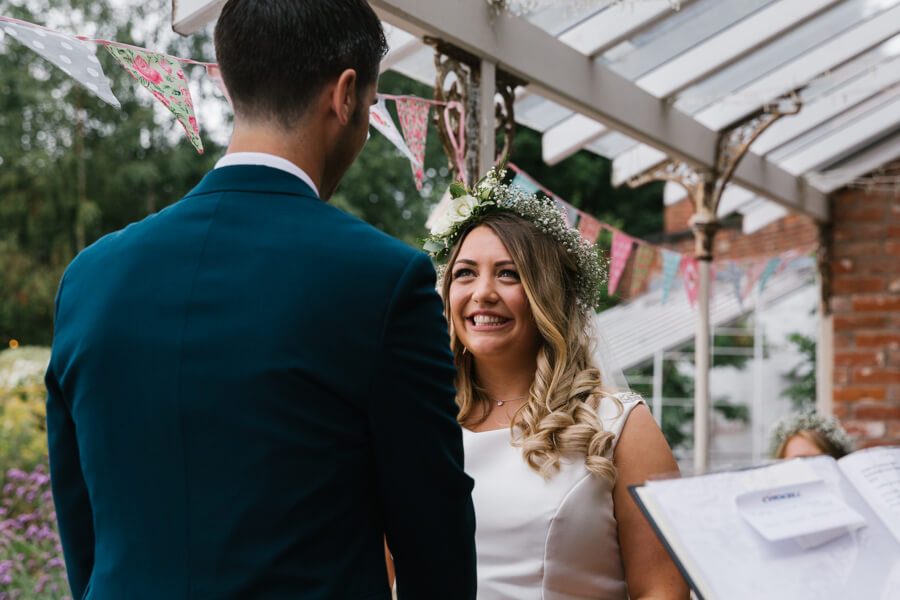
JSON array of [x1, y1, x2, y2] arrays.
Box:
[[44, 1, 476, 598]]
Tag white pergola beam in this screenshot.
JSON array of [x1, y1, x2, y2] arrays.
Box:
[[637, 0, 842, 99], [558, 0, 695, 58], [807, 134, 900, 193], [171, 0, 829, 221], [542, 114, 607, 165], [742, 202, 789, 234], [381, 26, 422, 73], [696, 3, 900, 131], [172, 0, 226, 35]]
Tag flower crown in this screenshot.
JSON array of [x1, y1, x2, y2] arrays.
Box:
[[766, 410, 854, 458], [422, 166, 608, 314]]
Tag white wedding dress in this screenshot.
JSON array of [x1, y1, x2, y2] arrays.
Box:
[[462, 393, 643, 600]]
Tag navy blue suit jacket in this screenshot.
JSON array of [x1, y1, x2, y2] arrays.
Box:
[[45, 165, 476, 600]]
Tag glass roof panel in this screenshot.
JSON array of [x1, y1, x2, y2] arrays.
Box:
[[585, 132, 638, 159], [769, 86, 900, 162], [674, 0, 900, 115], [600, 0, 775, 80], [513, 95, 573, 132], [778, 93, 900, 174], [523, 3, 605, 36]]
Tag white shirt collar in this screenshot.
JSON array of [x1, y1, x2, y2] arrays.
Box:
[[214, 152, 319, 198]]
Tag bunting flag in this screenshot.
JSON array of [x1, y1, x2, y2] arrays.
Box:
[[511, 172, 541, 195], [629, 244, 655, 297], [741, 259, 766, 299], [758, 257, 781, 294], [682, 257, 699, 307], [205, 64, 232, 108], [578, 213, 603, 245], [661, 250, 682, 305], [719, 262, 745, 307], [1, 20, 120, 108], [556, 198, 579, 227], [776, 249, 802, 274], [608, 231, 634, 295], [369, 98, 418, 165], [105, 45, 203, 153], [395, 98, 430, 191]]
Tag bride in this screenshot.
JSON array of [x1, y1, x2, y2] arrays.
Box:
[[424, 170, 688, 599]]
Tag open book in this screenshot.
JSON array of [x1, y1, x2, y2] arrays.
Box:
[[631, 446, 900, 600]]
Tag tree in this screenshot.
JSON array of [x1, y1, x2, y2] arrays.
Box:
[[782, 332, 816, 411], [0, 0, 222, 346]]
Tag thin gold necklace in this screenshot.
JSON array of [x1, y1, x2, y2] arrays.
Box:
[[492, 394, 528, 407]]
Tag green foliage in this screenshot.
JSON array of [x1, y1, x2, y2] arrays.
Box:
[[783, 332, 816, 411], [0, 0, 223, 347]]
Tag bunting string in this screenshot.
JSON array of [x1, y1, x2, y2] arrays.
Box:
[[505, 161, 817, 307]]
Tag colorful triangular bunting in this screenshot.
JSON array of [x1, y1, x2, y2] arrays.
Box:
[[105, 45, 203, 153], [661, 250, 682, 305], [758, 257, 781, 294], [682, 257, 699, 307], [370, 97, 418, 166], [578, 213, 603, 245], [608, 231, 634, 295], [630, 244, 655, 297], [395, 98, 430, 191]]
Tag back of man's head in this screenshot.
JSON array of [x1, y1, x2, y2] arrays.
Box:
[[214, 0, 387, 128]]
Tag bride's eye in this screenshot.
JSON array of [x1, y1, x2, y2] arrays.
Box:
[[499, 269, 520, 280], [453, 268, 476, 280]]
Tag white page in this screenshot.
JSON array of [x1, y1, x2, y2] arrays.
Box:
[[839, 446, 900, 543], [641, 456, 900, 600]]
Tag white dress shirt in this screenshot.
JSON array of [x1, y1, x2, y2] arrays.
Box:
[[214, 152, 319, 198]]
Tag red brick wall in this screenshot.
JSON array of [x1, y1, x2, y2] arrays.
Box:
[[829, 187, 900, 447], [662, 198, 819, 260]]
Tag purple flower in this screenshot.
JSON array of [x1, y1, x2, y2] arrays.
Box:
[[6, 469, 27, 481]]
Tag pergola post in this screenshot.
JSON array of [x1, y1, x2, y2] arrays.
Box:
[[626, 94, 802, 474]]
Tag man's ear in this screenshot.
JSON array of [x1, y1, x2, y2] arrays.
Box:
[[332, 69, 358, 126]]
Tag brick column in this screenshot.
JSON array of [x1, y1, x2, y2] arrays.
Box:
[[830, 185, 900, 447]]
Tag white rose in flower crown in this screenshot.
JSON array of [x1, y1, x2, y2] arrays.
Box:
[[431, 194, 482, 236]]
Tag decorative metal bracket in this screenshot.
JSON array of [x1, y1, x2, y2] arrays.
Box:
[[426, 37, 523, 186], [625, 90, 803, 259]]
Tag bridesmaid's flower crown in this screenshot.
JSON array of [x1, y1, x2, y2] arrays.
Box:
[[423, 165, 607, 314], [766, 410, 854, 458]]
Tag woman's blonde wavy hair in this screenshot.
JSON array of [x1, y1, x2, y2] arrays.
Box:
[[441, 212, 622, 484]]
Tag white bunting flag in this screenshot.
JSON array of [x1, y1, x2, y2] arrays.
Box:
[[370, 98, 418, 165], [0, 19, 120, 108]]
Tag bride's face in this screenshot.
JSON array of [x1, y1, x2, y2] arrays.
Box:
[[448, 226, 540, 363]]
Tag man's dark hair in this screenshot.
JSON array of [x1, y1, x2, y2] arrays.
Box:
[[214, 0, 388, 127]]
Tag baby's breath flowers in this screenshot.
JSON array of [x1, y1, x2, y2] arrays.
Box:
[[423, 166, 608, 315]]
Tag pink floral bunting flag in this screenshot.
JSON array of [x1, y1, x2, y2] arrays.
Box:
[[395, 98, 430, 190], [682, 257, 699, 307], [577, 213, 602, 244], [105, 44, 203, 154], [608, 231, 634, 296]]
